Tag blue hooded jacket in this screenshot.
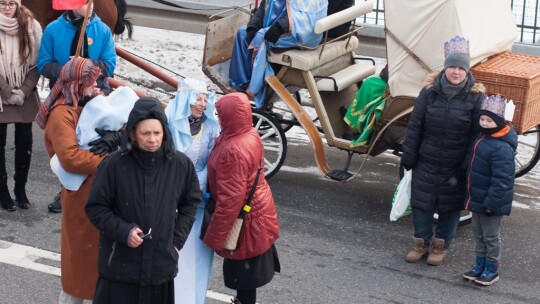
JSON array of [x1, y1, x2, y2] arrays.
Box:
[[465, 124, 518, 216]]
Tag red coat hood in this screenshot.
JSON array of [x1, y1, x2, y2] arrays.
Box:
[[215, 93, 253, 141]]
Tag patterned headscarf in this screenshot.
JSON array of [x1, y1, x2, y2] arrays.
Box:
[[36, 57, 101, 129]]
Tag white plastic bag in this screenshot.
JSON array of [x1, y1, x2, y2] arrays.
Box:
[[390, 169, 412, 221]]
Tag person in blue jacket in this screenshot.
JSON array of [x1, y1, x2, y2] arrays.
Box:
[[463, 94, 517, 286], [37, 0, 116, 214], [37, 0, 115, 93], [165, 78, 220, 304]]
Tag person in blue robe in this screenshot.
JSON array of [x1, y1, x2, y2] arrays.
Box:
[[166, 78, 220, 304], [229, 0, 328, 108]]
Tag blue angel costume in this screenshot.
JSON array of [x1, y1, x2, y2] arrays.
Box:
[[165, 78, 220, 304], [229, 0, 328, 108]]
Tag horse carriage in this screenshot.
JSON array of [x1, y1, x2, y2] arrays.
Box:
[[29, 0, 540, 225], [201, 0, 540, 184]]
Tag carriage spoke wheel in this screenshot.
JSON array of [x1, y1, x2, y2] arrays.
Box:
[[252, 109, 287, 179], [515, 125, 540, 178]]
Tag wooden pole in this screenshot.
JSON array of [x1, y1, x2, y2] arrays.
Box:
[[74, 0, 94, 57]]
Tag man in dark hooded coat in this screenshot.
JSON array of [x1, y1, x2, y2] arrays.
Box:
[[85, 97, 201, 304]]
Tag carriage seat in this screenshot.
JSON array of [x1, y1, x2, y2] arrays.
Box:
[[267, 36, 375, 92], [267, 36, 359, 71]]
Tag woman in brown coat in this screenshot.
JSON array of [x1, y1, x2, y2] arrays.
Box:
[[203, 93, 280, 304], [37, 57, 103, 303], [0, 0, 42, 211]]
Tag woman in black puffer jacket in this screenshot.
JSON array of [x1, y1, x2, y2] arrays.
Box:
[[401, 36, 485, 266]]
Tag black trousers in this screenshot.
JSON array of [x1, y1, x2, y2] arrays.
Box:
[[93, 276, 174, 304], [0, 123, 32, 185]]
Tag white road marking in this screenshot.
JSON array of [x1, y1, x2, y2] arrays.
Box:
[[0, 240, 237, 303], [0, 240, 61, 276]]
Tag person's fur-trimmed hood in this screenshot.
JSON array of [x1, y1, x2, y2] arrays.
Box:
[[423, 70, 485, 94]]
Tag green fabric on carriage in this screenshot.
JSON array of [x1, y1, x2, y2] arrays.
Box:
[[344, 76, 387, 147], [347, 96, 386, 147]]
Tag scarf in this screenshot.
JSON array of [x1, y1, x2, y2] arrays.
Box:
[[35, 57, 101, 129], [189, 113, 207, 136], [0, 13, 40, 89], [441, 74, 467, 101], [65, 11, 93, 58]]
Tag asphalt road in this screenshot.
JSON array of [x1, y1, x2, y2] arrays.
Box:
[[0, 124, 539, 304]]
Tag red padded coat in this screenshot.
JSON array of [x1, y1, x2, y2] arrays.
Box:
[[203, 93, 279, 260]]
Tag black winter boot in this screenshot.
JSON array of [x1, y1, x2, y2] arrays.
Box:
[[0, 177, 15, 211], [0, 124, 15, 211], [13, 123, 32, 209]]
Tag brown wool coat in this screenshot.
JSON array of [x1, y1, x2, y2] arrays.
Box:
[[44, 105, 104, 299]]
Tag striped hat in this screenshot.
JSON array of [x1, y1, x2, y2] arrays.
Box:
[[35, 57, 101, 129]]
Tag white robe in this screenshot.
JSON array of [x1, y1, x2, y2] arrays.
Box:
[[174, 120, 220, 304]]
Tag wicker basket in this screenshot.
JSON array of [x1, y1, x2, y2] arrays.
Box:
[[471, 51, 540, 133]]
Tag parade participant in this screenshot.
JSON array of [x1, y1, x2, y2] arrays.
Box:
[[203, 93, 280, 304], [85, 97, 201, 304], [37, 0, 116, 213], [229, 0, 327, 108], [38, 57, 103, 303], [463, 95, 517, 286], [401, 36, 485, 266], [165, 78, 220, 304], [0, 0, 41, 211]]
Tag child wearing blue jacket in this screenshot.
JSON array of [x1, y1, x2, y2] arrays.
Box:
[[463, 95, 517, 286]]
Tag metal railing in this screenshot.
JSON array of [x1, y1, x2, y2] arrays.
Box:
[[360, 0, 539, 45]]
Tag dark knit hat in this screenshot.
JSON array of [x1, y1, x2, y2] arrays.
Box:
[[444, 36, 470, 72], [479, 95, 506, 129]]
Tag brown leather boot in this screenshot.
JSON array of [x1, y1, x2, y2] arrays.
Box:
[[406, 237, 429, 263], [427, 237, 447, 266]]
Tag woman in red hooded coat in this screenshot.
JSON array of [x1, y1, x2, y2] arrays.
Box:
[[203, 92, 280, 304]]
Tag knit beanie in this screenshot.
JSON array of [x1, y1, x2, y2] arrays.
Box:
[[479, 95, 506, 130], [444, 36, 470, 72]]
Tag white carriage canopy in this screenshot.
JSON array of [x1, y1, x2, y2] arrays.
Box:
[[384, 0, 518, 98]]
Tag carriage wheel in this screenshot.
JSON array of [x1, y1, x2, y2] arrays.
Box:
[[515, 125, 540, 178], [252, 109, 287, 179]]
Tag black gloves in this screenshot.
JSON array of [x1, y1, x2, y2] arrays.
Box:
[[484, 208, 494, 216], [89, 128, 123, 156], [264, 22, 283, 44], [401, 160, 413, 171]]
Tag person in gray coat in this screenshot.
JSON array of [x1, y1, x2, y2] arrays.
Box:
[[401, 36, 485, 266]]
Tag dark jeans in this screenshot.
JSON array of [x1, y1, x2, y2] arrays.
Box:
[[412, 207, 460, 248]]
